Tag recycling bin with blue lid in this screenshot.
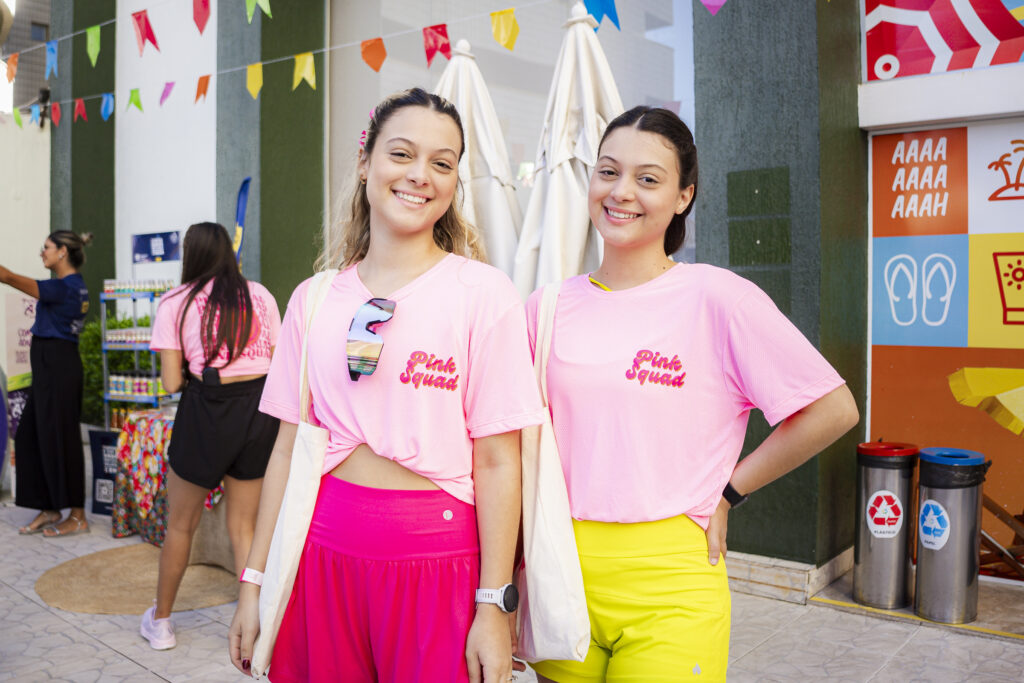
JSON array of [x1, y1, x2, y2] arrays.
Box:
[[854, 442, 918, 609], [915, 447, 991, 624]]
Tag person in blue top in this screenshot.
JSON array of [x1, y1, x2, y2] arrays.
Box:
[[0, 231, 94, 537]]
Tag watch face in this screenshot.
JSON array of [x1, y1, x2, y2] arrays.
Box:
[[502, 584, 520, 612]]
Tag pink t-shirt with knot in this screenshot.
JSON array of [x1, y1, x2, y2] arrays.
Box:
[[526, 264, 846, 527], [150, 280, 281, 378], [259, 254, 546, 506]]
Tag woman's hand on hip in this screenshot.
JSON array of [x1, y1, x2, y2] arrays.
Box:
[[228, 583, 260, 675], [706, 499, 729, 566], [466, 604, 513, 682]]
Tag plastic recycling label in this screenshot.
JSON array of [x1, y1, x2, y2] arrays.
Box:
[[919, 499, 951, 551], [866, 489, 904, 538]]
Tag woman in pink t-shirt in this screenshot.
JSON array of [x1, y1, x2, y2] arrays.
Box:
[[228, 89, 544, 682], [527, 108, 860, 682], [140, 222, 281, 651]]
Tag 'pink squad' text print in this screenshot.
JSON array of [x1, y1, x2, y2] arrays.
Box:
[[400, 351, 460, 391], [625, 349, 686, 388]]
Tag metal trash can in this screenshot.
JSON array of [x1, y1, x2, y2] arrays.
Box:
[[915, 448, 992, 624], [854, 442, 918, 608]]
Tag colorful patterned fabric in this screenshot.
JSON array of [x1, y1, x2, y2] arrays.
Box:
[[111, 409, 222, 546]]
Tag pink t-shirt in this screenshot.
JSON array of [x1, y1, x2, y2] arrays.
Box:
[[259, 254, 546, 506], [150, 280, 281, 378], [526, 264, 846, 527]]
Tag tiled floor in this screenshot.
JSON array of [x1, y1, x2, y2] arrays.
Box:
[[2, 463, 1024, 681]]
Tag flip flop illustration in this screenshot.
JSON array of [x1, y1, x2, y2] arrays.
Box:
[[921, 253, 956, 327], [884, 254, 917, 326]]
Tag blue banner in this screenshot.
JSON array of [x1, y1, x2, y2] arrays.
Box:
[[132, 231, 181, 263]]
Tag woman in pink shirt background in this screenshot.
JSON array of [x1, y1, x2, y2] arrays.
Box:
[[229, 89, 544, 682], [527, 107, 860, 682], [141, 222, 281, 651]]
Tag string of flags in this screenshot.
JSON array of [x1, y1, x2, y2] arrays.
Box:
[[2, 0, 634, 129]]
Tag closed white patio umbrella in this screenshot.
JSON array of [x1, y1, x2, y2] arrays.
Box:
[[435, 39, 522, 276], [512, 1, 624, 298]]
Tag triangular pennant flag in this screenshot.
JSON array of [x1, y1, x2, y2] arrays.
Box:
[[361, 37, 387, 72], [194, 0, 211, 34], [245, 0, 272, 23], [45, 41, 58, 79], [127, 88, 143, 112], [51, 101, 62, 127], [422, 24, 452, 67], [490, 9, 519, 51], [73, 98, 87, 122], [292, 52, 316, 90], [160, 81, 175, 106], [4, 53, 17, 83], [86, 25, 101, 67], [101, 93, 114, 120], [12, 107, 22, 128], [584, 0, 620, 29], [30, 103, 40, 124], [246, 63, 263, 99], [131, 10, 160, 56], [700, 0, 728, 15], [195, 75, 210, 103]]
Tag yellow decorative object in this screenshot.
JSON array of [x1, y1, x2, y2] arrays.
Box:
[[947, 367, 1024, 436]]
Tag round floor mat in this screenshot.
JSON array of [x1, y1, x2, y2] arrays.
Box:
[[35, 543, 237, 614]]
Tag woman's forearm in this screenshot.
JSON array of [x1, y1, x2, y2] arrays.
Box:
[[241, 421, 298, 572], [473, 431, 522, 590], [729, 384, 859, 500], [0, 266, 40, 299]]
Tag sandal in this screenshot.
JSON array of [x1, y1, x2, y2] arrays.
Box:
[[42, 515, 90, 538], [18, 511, 61, 535]]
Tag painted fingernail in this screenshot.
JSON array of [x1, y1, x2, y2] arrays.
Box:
[[242, 659, 250, 670]]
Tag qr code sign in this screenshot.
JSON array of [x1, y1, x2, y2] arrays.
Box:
[[95, 479, 114, 504]]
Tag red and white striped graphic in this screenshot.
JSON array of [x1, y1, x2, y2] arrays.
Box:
[[865, 0, 1024, 81]]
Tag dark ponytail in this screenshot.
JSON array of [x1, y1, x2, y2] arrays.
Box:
[[171, 222, 254, 368]]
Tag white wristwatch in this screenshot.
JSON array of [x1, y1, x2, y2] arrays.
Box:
[[239, 568, 264, 586], [475, 583, 519, 613]]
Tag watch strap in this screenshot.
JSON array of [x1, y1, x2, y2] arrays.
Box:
[[723, 482, 749, 508], [239, 568, 264, 586]]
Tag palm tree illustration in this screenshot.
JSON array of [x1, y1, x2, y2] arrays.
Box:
[[1014, 140, 1024, 190], [988, 153, 1014, 200]]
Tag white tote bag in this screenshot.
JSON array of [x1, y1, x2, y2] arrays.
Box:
[[516, 282, 590, 663], [251, 270, 336, 678]]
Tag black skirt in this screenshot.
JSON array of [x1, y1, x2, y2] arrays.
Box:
[[14, 336, 85, 510]]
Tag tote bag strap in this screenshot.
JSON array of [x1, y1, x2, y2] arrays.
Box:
[[534, 282, 561, 406], [297, 269, 337, 425]]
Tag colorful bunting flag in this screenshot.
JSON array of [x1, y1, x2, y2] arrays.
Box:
[[160, 81, 175, 106], [4, 53, 17, 83], [700, 0, 728, 15], [51, 101, 62, 127], [73, 98, 87, 122], [246, 63, 263, 99], [30, 103, 40, 124], [127, 88, 144, 112], [361, 37, 387, 72], [584, 0, 620, 29], [194, 0, 211, 34], [132, 10, 160, 56], [234, 177, 252, 262], [12, 107, 22, 128], [245, 0, 272, 23], [45, 41, 58, 79], [195, 75, 210, 102], [423, 24, 452, 67], [292, 52, 316, 90], [86, 25, 101, 67], [101, 93, 114, 120], [490, 9, 519, 51]]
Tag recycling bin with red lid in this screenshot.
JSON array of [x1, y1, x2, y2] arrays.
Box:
[[854, 441, 918, 609], [915, 447, 991, 624]]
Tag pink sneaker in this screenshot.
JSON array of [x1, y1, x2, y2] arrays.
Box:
[[140, 605, 176, 650]]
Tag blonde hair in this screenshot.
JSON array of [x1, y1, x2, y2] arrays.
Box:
[[317, 88, 486, 270]]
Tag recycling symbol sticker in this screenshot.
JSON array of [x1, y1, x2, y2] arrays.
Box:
[[866, 489, 903, 538], [919, 499, 951, 551]]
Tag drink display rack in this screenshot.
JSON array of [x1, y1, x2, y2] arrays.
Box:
[[100, 280, 179, 429]]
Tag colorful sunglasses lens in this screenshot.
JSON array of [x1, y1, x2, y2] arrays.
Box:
[[347, 298, 396, 381]]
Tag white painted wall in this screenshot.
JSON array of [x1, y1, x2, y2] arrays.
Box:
[[114, 0, 218, 285], [0, 111, 49, 374]]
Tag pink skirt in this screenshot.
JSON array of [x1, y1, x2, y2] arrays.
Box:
[[268, 475, 480, 683]]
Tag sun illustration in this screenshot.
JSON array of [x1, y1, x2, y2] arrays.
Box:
[[1003, 257, 1024, 291]]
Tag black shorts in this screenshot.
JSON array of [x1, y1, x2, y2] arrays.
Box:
[[167, 375, 279, 490]]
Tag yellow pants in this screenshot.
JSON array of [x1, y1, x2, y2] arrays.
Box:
[[532, 515, 730, 682]]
